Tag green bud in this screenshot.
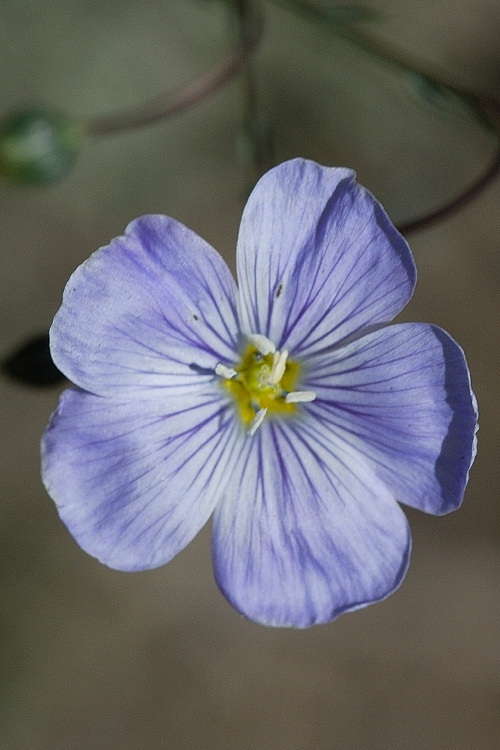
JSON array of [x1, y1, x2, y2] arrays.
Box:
[[0, 108, 85, 185]]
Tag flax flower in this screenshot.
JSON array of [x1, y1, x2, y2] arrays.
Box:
[[41, 159, 477, 627]]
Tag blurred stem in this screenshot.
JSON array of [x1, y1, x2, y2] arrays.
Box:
[[398, 149, 500, 234], [275, 0, 500, 234], [232, 0, 274, 181], [274, 0, 493, 98], [85, 1, 264, 138]]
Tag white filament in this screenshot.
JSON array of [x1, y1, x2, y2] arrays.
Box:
[[247, 333, 276, 355], [285, 391, 316, 403], [247, 407, 268, 436], [270, 349, 288, 384], [215, 363, 237, 379]]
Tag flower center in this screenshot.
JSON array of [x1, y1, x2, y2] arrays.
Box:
[[215, 333, 316, 435]]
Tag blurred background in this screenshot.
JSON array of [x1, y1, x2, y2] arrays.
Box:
[[1, 1, 499, 748]]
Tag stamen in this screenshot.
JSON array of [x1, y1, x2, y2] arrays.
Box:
[[215, 363, 237, 379], [247, 407, 268, 436], [270, 349, 288, 384], [285, 390, 316, 403], [247, 333, 276, 355], [220, 337, 305, 429]]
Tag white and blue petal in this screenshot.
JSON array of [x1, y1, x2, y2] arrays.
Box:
[[303, 323, 477, 515], [42, 386, 242, 571], [50, 214, 240, 398], [236, 158, 416, 357], [40, 158, 478, 629], [212, 420, 411, 628]]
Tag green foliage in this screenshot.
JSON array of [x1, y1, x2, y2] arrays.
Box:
[[0, 108, 85, 185], [280, 1, 384, 29]]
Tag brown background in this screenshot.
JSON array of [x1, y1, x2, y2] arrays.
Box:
[[1, 1, 499, 748]]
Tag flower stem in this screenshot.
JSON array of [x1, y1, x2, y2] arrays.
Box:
[[275, 0, 500, 234], [232, 0, 274, 182], [398, 147, 500, 234], [85, 1, 264, 138]]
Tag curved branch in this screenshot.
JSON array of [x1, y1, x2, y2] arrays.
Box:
[[85, 1, 263, 138], [398, 144, 500, 235], [276, 0, 500, 234]]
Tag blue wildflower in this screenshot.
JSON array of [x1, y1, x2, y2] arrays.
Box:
[[41, 158, 477, 628]]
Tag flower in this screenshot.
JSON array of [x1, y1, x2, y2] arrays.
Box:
[[41, 158, 477, 628]]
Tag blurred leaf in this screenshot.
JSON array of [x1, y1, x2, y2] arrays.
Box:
[[405, 72, 467, 113], [319, 3, 384, 25], [404, 72, 494, 131], [279, 1, 385, 29], [2, 334, 65, 387]]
